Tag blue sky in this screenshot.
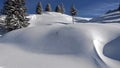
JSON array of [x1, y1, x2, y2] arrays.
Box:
[[0, 0, 119, 18]]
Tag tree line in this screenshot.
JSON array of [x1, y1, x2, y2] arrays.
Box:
[[36, 2, 77, 24], [36, 2, 64, 14], [0, 0, 77, 32], [36, 2, 77, 16]]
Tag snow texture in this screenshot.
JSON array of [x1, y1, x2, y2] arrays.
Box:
[[0, 12, 120, 68]]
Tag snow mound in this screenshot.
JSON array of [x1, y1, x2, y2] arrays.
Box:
[[1, 25, 94, 54], [28, 12, 72, 26], [28, 12, 90, 26], [1, 23, 120, 68]]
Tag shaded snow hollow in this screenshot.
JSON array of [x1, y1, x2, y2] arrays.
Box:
[[0, 12, 120, 68]]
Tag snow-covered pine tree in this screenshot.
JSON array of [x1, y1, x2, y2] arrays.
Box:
[[36, 2, 42, 14], [60, 3, 65, 14], [70, 5, 77, 24], [45, 3, 52, 12], [3, 0, 29, 32], [55, 5, 61, 13]]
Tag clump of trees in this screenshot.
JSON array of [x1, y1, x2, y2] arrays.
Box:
[[55, 4, 65, 13], [0, 1, 78, 33], [36, 2, 43, 14], [35, 2, 77, 24], [45, 3, 52, 12], [60, 3, 65, 14], [55, 5, 61, 13], [36, 2, 66, 14], [2, 0, 29, 32]]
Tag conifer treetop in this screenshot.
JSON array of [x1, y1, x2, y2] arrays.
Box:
[[55, 5, 61, 13], [60, 3, 65, 14], [36, 2, 42, 14], [70, 5, 77, 16], [45, 3, 52, 11]]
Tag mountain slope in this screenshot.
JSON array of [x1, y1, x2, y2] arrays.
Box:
[[90, 11, 120, 23]]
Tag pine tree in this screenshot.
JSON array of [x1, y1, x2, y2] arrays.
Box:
[[55, 5, 61, 13], [70, 5, 77, 24], [60, 3, 65, 14], [3, 0, 29, 32], [36, 2, 42, 14], [45, 3, 52, 12]]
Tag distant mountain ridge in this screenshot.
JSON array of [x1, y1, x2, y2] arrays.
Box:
[[90, 11, 120, 23], [90, 5, 120, 23], [106, 4, 120, 14]]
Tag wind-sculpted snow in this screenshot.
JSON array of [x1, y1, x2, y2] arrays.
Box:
[[0, 13, 120, 68], [0, 23, 120, 68]]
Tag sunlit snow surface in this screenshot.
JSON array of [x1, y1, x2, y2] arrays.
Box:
[[0, 12, 120, 68], [0, 67, 3, 68]]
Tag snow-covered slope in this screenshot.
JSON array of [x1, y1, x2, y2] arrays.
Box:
[[0, 12, 120, 68], [74, 17, 91, 23], [90, 11, 120, 23], [0, 12, 90, 25], [27, 12, 90, 26], [28, 12, 72, 26]]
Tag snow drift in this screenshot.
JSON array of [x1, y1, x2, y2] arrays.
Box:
[[0, 12, 120, 68]]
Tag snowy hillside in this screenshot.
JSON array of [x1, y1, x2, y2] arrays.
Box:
[[0, 12, 90, 25], [74, 17, 91, 23], [0, 12, 120, 68], [90, 11, 120, 23]]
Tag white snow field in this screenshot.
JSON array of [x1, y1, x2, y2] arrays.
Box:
[[0, 12, 120, 68]]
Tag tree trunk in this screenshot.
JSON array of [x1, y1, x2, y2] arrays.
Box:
[[72, 16, 74, 24]]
